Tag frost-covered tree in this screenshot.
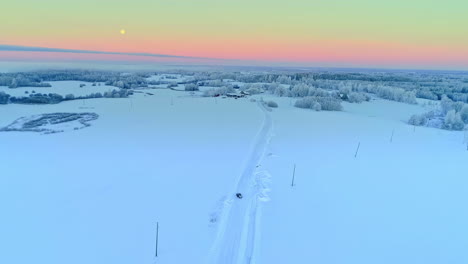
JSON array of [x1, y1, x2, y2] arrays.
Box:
[[276, 75, 292, 85], [10, 78, 18, 88], [441, 95, 454, 114], [308, 88, 328, 97], [416, 90, 438, 100], [205, 80, 225, 87], [440, 95, 465, 114], [460, 105, 468, 124], [295, 96, 342, 111], [274, 86, 290, 97], [444, 110, 465, 130], [243, 83, 263, 95], [312, 102, 321, 111], [115, 81, 125, 89], [265, 83, 281, 94], [369, 86, 417, 104], [184, 83, 199, 91], [290, 84, 309, 97]]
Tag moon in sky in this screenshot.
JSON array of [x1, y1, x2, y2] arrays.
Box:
[[120, 29, 126, 35]]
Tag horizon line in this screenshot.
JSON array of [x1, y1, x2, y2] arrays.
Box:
[[0, 44, 229, 61], [1, 44, 468, 72]]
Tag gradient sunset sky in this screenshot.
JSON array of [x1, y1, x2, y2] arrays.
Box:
[[2, 0, 468, 69]]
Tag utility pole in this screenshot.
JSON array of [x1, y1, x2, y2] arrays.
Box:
[[155, 222, 159, 258], [354, 142, 361, 158], [291, 164, 296, 187]]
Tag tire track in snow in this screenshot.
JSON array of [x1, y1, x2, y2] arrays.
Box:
[[209, 102, 273, 264]]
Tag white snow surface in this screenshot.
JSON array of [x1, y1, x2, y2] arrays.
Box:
[[1, 84, 468, 264], [0, 88, 263, 264], [257, 97, 468, 264]]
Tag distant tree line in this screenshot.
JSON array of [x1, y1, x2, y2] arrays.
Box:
[[4, 89, 131, 105], [0, 70, 149, 89]]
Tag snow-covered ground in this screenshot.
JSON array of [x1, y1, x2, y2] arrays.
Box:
[[0, 88, 263, 264], [1, 82, 468, 264], [257, 96, 468, 264]]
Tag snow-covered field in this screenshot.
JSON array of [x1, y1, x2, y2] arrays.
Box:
[[258, 96, 468, 264], [1, 81, 468, 264], [0, 88, 263, 264]]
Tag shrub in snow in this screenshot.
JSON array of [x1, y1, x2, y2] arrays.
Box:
[[408, 111, 449, 129], [317, 97, 343, 111], [185, 83, 199, 91], [408, 107, 467, 130], [202, 89, 217, 97], [65, 94, 75, 100], [294, 97, 312, 109], [426, 117, 444, 129], [408, 114, 428, 126], [444, 110, 465, 131], [103, 89, 128, 98], [266, 101, 278, 108], [0, 91, 10, 104], [290, 84, 309, 97], [347, 92, 367, 103], [295, 96, 342, 111]]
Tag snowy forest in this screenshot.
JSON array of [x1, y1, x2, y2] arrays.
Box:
[[1, 69, 468, 130]]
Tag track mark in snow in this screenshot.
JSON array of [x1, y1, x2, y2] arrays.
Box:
[[209, 102, 273, 264]]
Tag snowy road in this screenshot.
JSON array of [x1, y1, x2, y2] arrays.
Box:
[[209, 102, 273, 264]]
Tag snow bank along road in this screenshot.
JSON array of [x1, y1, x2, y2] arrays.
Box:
[[209, 102, 274, 264]]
